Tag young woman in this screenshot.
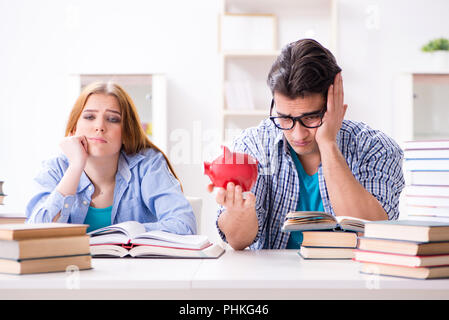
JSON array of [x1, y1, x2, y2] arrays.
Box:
[[26, 81, 196, 234]]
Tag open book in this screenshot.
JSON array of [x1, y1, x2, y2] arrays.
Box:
[[88, 221, 225, 259], [282, 211, 367, 233]]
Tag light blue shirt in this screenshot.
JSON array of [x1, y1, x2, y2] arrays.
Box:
[[217, 119, 405, 249], [26, 148, 197, 235], [286, 143, 324, 249]]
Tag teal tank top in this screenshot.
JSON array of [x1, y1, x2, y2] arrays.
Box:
[[84, 206, 112, 233], [286, 144, 324, 249]]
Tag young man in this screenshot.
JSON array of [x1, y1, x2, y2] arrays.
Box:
[[210, 39, 405, 250]]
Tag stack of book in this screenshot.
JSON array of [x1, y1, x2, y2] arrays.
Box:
[[282, 211, 366, 259], [0, 223, 92, 274], [403, 139, 449, 220], [354, 220, 449, 279]]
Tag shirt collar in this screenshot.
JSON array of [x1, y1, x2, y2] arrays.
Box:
[[78, 171, 91, 193], [274, 131, 289, 156], [116, 149, 146, 183], [268, 119, 286, 152]]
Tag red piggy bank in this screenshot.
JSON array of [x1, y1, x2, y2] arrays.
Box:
[[204, 146, 258, 192]]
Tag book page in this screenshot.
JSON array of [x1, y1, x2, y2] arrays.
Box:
[[285, 211, 336, 220], [335, 216, 368, 232], [335, 216, 369, 224], [90, 244, 129, 257], [88, 221, 146, 245], [133, 230, 210, 248], [129, 243, 224, 258]]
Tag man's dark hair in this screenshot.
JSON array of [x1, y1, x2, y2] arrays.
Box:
[[267, 39, 342, 100]]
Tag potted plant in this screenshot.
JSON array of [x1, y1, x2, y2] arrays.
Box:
[[421, 38, 449, 70]]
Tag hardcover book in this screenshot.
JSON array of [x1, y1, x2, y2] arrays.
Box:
[[0, 235, 90, 260], [298, 246, 355, 260], [358, 237, 449, 256], [364, 220, 449, 242], [359, 261, 449, 279], [354, 249, 449, 267], [0, 223, 88, 240], [0, 254, 91, 275], [301, 231, 358, 248]]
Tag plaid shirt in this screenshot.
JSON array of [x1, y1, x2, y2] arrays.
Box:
[[217, 119, 405, 249]]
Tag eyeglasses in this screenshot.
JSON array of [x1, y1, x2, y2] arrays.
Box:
[[269, 99, 326, 130]]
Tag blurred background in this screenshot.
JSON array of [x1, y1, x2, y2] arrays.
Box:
[[1, 0, 448, 242]]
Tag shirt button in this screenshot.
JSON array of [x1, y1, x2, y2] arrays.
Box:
[[88, 186, 93, 191], [83, 201, 88, 205], [64, 203, 69, 208]]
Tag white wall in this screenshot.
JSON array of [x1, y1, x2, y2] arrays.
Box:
[[337, 0, 449, 139], [0, 0, 222, 241], [1, 0, 449, 241]]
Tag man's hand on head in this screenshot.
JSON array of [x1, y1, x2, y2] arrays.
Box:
[[315, 72, 348, 149]]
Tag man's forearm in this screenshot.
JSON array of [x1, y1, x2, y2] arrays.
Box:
[[319, 142, 388, 221], [218, 209, 258, 250]]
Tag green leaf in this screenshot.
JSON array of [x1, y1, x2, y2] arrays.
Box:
[[421, 38, 449, 52]]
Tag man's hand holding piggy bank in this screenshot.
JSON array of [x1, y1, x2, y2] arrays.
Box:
[[204, 145, 258, 192], [205, 146, 259, 250]]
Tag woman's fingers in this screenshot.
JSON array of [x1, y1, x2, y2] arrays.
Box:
[[79, 135, 88, 152]]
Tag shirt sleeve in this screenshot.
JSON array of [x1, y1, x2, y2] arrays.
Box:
[[352, 132, 405, 220], [25, 159, 75, 223], [140, 151, 197, 235]]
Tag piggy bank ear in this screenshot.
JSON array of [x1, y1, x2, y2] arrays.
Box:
[[222, 145, 232, 157], [221, 145, 233, 163]]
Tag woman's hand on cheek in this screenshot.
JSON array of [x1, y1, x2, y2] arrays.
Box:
[[59, 135, 89, 171]]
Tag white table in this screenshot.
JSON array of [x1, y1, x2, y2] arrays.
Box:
[[1, 250, 449, 299]]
